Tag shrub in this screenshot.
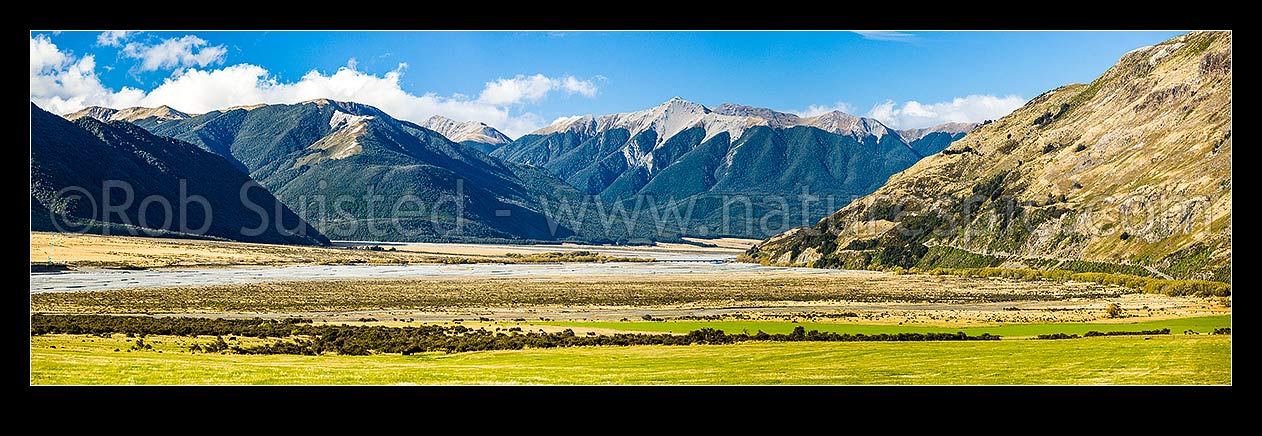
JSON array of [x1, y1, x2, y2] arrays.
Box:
[[1083, 329, 1169, 337]]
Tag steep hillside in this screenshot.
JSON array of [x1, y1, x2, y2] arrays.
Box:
[[31, 103, 328, 246], [493, 98, 953, 239], [746, 32, 1231, 282]]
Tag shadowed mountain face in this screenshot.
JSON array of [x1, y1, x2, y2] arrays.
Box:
[[138, 99, 642, 243], [492, 98, 971, 239], [747, 32, 1231, 282], [31, 104, 328, 246]]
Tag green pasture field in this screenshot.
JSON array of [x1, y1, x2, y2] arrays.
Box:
[[530, 315, 1231, 337], [31, 333, 1229, 385]]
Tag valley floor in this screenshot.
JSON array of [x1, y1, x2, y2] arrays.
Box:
[[29, 233, 1231, 385], [32, 272, 1225, 325]]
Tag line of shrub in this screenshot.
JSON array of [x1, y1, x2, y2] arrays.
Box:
[[1035, 328, 1172, 340], [31, 315, 999, 355]]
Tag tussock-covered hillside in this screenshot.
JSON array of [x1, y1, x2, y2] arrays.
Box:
[[746, 31, 1231, 282]]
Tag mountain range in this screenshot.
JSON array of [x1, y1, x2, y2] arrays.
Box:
[[119, 99, 608, 242], [745, 31, 1232, 282], [492, 97, 972, 238], [57, 97, 971, 242], [32, 103, 328, 246]]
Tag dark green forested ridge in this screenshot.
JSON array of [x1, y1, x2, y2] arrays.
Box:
[[31, 103, 328, 246]]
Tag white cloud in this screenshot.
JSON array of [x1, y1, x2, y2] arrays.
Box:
[[478, 74, 556, 105], [30, 35, 68, 75], [866, 95, 1027, 129], [29, 35, 145, 114], [853, 31, 917, 42], [29, 36, 601, 138], [477, 74, 598, 105], [794, 101, 857, 118], [95, 31, 133, 47], [562, 76, 597, 97], [122, 35, 227, 73]]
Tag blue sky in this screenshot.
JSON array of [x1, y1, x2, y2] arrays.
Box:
[[31, 30, 1185, 136]]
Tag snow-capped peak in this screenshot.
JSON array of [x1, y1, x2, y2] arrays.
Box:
[[419, 115, 512, 145], [532, 97, 764, 147], [800, 111, 892, 141], [524, 100, 914, 172], [712, 103, 802, 128], [528, 98, 767, 171], [536, 115, 598, 136], [611, 97, 712, 140]]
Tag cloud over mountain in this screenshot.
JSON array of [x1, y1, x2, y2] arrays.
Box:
[[865, 94, 1026, 129], [29, 35, 598, 138]]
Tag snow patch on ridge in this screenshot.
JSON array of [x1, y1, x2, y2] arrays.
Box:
[[801, 111, 893, 141], [329, 110, 373, 130], [534, 97, 764, 169], [419, 115, 512, 145], [525, 98, 912, 172]]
